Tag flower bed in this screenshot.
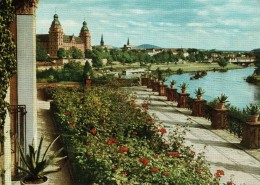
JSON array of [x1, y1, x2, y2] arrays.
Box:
[[50, 87, 220, 184]]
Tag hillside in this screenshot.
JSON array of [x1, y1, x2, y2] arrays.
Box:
[[137, 44, 161, 49]]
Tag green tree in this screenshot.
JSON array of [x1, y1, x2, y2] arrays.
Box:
[[92, 56, 103, 68], [57, 48, 66, 59], [217, 58, 228, 68], [83, 61, 93, 81], [36, 44, 49, 61], [70, 47, 84, 59], [62, 60, 83, 81]]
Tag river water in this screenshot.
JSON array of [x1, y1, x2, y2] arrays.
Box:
[[166, 67, 260, 109]]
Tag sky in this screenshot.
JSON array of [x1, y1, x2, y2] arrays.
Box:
[[36, 0, 260, 51]]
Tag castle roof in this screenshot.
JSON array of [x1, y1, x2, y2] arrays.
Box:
[[81, 21, 89, 31], [36, 34, 49, 42], [63, 35, 83, 44], [52, 14, 61, 26]]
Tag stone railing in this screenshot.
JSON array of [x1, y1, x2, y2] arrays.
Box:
[[141, 77, 259, 149]]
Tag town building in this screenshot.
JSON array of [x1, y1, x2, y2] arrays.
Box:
[[36, 14, 91, 58]]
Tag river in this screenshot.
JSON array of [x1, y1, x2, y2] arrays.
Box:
[[165, 67, 260, 109]]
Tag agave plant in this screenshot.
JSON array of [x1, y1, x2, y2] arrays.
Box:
[[217, 94, 229, 104], [246, 104, 260, 115], [17, 135, 67, 183], [170, 80, 177, 86], [194, 87, 205, 96]]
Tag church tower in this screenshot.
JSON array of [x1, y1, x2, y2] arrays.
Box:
[[100, 34, 104, 46], [80, 21, 92, 51], [48, 14, 64, 57]]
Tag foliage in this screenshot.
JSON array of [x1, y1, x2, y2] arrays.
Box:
[[57, 48, 66, 59], [176, 68, 184, 74], [217, 94, 229, 104], [246, 104, 260, 115], [217, 58, 228, 68], [70, 47, 84, 59], [82, 61, 93, 81], [36, 44, 49, 61], [49, 87, 219, 184], [194, 87, 205, 96], [179, 82, 188, 90], [17, 135, 67, 183], [170, 80, 177, 85], [0, 0, 16, 142], [37, 61, 84, 82]]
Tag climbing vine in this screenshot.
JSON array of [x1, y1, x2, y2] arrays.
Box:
[[0, 0, 16, 142]]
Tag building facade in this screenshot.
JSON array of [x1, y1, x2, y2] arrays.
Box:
[[37, 14, 91, 58]]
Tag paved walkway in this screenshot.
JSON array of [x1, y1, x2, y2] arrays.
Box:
[[12, 90, 74, 185], [128, 86, 260, 185]]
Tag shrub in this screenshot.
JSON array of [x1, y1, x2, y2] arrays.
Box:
[[50, 87, 220, 184]]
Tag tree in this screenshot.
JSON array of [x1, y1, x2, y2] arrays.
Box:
[[217, 58, 228, 68], [83, 61, 93, 81], [36, 44, 49, 61], [69, 47, 84, 59], [57, 48, 66, 59], [92, 56, 103, 68], [62, 60, 83, 81]]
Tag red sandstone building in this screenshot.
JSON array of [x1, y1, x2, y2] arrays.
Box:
[[37, 14, 91, 58]]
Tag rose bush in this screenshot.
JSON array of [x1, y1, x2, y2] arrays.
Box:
[[50, 87, 222, 184]]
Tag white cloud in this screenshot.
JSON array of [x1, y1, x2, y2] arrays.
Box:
[[197, 10, 208, 16], [128, 21, 148, 27], [187, 22, 214, 27]]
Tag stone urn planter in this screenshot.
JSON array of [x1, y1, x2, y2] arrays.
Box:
[[246, 104, 260, 123], [17, 136, 67, 185], [194, 87, 205, 101], [179, 82, 188, 94], [216, 94, 228, 110]]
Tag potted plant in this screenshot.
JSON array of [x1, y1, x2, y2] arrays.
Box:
[[17, 135, 67, 185], [194, 87, 205, 100], [170, 80, 177, 89], [246, 104, 260, 123], [161, 78, 166, 85], [217, 94, 229, 109], [179, 82, 188, 93]]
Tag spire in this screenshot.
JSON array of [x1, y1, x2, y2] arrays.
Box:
[[127, 37, 130, 45], [52, 14, 61, 25], [81, 21, 89, 31], [100, 34, 104, 46]]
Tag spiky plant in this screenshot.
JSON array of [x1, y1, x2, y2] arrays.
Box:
[[17, 135, 67, 183]]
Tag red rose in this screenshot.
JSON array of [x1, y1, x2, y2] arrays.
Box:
[[90, 128, 97, 135], [119, 146, 129, 152], [85, 152, 91, 157], [150, 167, 158, 173], [65, 111, 70, 116], [160, 128, 167, 134], [196, 169, 201, 174], [167, 151, 181, 158], [215, 169, 224, 177], [85, 142, 91, 146], [153, 155, 159, 159], [162, 171, 169, 176], [121, 171, 127, 176], [107, 138, 118, 145], [146, 117, 153, 123], [139, 157, 149, 166], [132, 131, 138, 136], [112, 166, 118, 171]]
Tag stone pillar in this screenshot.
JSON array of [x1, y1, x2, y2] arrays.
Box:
[[177, 93, 190, 108], [159, 84, 167, 96], [192, 100, 207, 117], [211, 108, 228, 129], [86, 79, 92, 88], [241, 122, 260, 149], [167, 88, 177, 101], [16, 0, 38, 148]]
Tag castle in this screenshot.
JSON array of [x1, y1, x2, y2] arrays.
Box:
[[36, 14, 91, 58]]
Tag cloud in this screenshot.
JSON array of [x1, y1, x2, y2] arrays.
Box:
[[187, 22, 214, 27]]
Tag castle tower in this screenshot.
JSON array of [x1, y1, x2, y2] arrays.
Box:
[[100, 34, 104, 46], [127, 37, 130, 45], [80, 21, 92, 51], [48, 14, 64, 57]]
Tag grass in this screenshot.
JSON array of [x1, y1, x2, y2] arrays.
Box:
[[104, 62, 242, 73]]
